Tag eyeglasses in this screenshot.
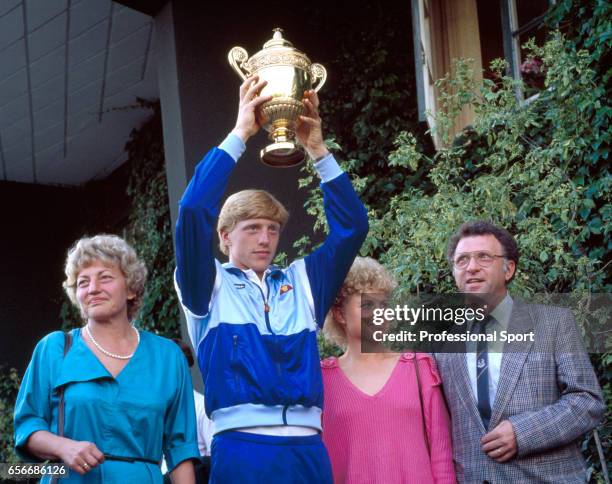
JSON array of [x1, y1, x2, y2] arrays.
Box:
[[453, 251, 506, 269]]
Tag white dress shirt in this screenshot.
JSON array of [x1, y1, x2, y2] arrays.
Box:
[[466, 294, 513, 410]]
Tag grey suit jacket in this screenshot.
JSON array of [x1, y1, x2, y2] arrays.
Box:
[[435, 299, 605, 484]]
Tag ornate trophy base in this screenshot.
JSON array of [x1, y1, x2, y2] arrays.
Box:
[[260, 142, 305, 167]]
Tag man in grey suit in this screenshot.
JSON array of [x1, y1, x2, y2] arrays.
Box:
[[435, 221, 605, 483]]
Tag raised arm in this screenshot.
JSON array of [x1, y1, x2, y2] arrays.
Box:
[[299, 90, 369, 326], [175, 77, 271, 316]]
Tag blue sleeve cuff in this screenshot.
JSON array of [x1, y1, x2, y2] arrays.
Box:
[[314, 153, 343, 182], [15, 421, 49, 462], [218, 133, 246, 162], [165, 442, 201, 472]]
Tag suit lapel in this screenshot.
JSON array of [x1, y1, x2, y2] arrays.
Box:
[[444, 343, 484, 433], [489, 299, 535, 428]]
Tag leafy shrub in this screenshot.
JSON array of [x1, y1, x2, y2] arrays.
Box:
[[0, 366, 20, 466], [124, 101, 180, 337], [305, 22, 610, 483]]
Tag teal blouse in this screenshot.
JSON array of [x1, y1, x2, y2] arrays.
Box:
[[14, 329, 200, 483]]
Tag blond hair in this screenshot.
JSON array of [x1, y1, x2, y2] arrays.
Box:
[[217, 189, 289, 255], [323, 257, 397, 348], [63, 234, 147, 322]]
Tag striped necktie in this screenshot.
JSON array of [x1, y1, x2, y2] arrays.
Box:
[[474, 315, 494, 429]]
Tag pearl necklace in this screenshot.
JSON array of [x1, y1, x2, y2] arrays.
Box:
[[85, 324, 140, 360]]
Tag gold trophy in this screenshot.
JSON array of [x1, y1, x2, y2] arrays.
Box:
[[228, 28, 327, 167]]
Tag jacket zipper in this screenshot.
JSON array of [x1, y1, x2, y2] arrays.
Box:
[[254, 281, 274, 335], [258, 277, 282, 378], [232, 334, 240, 390]]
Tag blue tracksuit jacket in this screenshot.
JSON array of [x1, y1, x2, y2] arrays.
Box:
[[174, 138, 368, 434]]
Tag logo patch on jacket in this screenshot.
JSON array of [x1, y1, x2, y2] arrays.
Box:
[[279, 284, 293, 295], [234, 283, 245, 289]]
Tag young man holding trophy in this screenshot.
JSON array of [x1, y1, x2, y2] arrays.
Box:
[[174, 70, 368, 482]]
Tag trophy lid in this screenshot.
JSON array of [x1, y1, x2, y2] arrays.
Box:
[[243, 28, 312, 73], [263, 28, 294, 49]]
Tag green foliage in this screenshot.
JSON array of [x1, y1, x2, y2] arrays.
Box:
[[294, 3, 435, 275], [59, 296, 83, 331], [306, 31, 609, 299], [124, 101, 180, 338], [584, 353, 612, 483], [301, 13, 610, 480], [298, 4, 433, 233], [317, 333, 343, 360], [0, 366, 20, 465], [370, 33, 610, 297], [317, 34, 431, 206], [546, 0, 612, 82]]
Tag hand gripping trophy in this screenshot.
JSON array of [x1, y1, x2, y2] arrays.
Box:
[[228, 28, 327, 167]]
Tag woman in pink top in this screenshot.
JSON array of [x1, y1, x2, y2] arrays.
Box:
[[321, 257, 455, 483]]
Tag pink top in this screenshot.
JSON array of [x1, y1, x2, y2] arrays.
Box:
[[321, 353, 455, 484]]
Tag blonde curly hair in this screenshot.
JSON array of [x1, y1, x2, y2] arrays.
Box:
[[323, 257, 397, 348], [217, 189, 289, 255], [63, 234, 147, 322]]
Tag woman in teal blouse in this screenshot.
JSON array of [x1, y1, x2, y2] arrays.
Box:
[[14, 235, 199, 483]]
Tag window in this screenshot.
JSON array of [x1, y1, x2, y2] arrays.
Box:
[[412, 0, 484, 148], [412, 0, 552, 146], [499, 0, 551, 99]]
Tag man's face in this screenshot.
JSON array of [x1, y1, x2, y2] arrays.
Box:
[[222, 218, 280, 277], [452, 235, 515, 303]]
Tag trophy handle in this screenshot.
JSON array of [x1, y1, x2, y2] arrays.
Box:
[[228, 46, 250, 81], [311, 63, 327, 92]]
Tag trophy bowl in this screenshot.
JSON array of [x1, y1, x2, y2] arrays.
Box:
[[228, 28, 326, 167]]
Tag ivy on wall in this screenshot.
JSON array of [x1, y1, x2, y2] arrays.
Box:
[[302, 1, 610, 479], [0, 366, 20, 465], [123, 101, 180, 337], [301, 26, 612, 482]]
